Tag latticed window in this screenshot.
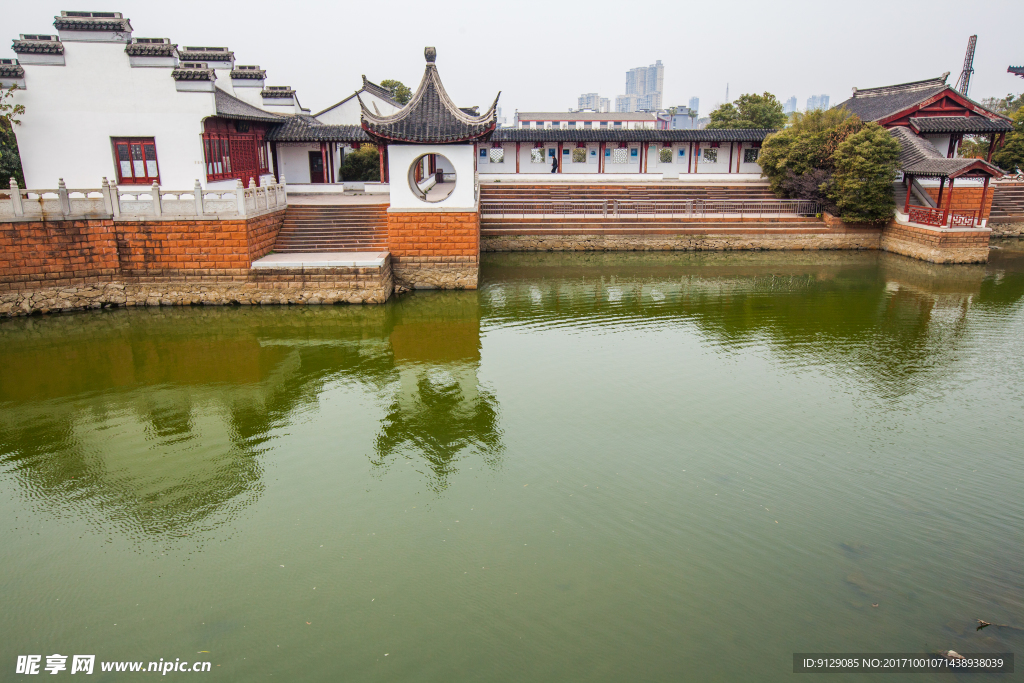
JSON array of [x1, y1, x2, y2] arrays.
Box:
[[659, 148, 673, 163], [612, 148, 629, 164], [489, 147, 505, 164], [531, 149, 545, 163], [702, 149, 718, 163], [743, 148, 760, 163], [112, 138, 159, 184], [201, 118, 270, 185], [572, 148, 587, 163]]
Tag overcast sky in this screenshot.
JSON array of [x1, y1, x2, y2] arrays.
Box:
[[7, 0, 1023, 117]]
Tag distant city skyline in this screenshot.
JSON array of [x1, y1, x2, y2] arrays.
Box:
[[806, 94, 831, 111], [6, 0, 1019, 118], [618, 60, 664, 112]]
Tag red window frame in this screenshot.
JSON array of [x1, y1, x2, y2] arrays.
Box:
[[201, 118, 270, 186], [112, 138, 160, 185]]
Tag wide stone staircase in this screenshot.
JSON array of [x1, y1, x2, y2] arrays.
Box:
[[479, 182, 821, 234], [990, 183, 1024, 222], [480, 183, 777, 203], [272, 204, 388, 253]]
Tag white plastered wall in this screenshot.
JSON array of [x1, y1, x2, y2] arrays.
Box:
[[277, 143, 320, 184], [12, 40, 217, 189], [316, 90, 401, 126], [387, 144, 477, 211]]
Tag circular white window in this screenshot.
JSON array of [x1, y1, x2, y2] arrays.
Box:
[[408, 153, 456, 203]]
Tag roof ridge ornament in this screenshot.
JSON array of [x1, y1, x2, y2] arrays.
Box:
[[425, 46, 436, 63]]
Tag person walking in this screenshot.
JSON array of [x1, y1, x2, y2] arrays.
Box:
[[550, 150, 558, 174]]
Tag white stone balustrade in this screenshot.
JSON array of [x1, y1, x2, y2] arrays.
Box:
[[1, 176, 288, 220]]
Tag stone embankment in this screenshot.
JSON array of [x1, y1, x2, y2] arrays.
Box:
[[0, 264, 394, 317]]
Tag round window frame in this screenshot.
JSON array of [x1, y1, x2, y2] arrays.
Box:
[[407, 153, 457, 204]]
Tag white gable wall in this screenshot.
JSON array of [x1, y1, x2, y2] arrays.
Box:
[[13, 40, 216, 188], [316, 90, 401, 126]]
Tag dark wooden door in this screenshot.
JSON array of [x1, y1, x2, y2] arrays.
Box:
[[308, 151, 324, 183]]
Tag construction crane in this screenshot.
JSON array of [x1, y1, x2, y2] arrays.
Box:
[[955, 35, 977, 96]]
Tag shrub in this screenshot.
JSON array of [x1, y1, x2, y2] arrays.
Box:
[[341, 144, 380, 182]]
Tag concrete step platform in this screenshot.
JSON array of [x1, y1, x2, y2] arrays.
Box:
[[251, 252, 389, 269]]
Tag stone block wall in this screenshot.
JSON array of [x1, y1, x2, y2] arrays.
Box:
[[387, 211, 479, 289], [0, 210, 285, 291], [0, 218, 119, 289], [0, 258, 393, 317], [880, 222, 990, 264], [923, 186, 994, 220]]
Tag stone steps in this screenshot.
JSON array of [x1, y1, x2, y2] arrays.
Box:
[[274, 204, 388, 253]]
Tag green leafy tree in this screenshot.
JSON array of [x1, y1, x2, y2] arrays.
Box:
[[379, 79, 412, 105], [0, 85, 26, 188], [992, 107, 1024, 172], [758, 108, 857, 195], [830, 124, 900, 223], [340, 144, 381, 182], [760, 107, 897, 221], [980, 93, 1022, 116], [706, 92, 787, 129]]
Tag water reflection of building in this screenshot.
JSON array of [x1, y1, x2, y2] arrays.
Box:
[[479, 250, 1024, 399], [0, 299, 503, 536], [374, 293, 502, 492]]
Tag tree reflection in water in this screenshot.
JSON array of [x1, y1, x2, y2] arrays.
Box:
[[2, 244, 1023, 537]]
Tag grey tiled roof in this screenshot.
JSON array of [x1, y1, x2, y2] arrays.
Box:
[[360, 47, 499, 143], [360, 76, 401, 107], [12, 39, 64, 54], [126, 42, 177, 57], [214, 88, 284, 122], [1009, 66, 1024, 77], [909, 116, 1012, 134], [231, 67, 266, 79], [890, 127, 1002, 178], [0, 61, 24, 78], [172, 66, 215, 81], [262, 87, 295, 98], [491, 128, 774, 142], [179, 49, 234, 62], [53, 14, 132, 32], [834, 75, 949, 122], [266, 115, 371, 142]]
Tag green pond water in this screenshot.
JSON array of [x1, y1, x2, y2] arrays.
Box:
[[2, 246, 1024, 682]]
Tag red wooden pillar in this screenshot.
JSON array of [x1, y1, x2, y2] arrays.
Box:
[[320, 142, 328, 184], [599, 142, 605, 173], [981, 175, 991, 224], [378, 145, 385, 182], [941, 177, 954, 225], [936, 177, 946, 208], [557, 142, 563, 173], [687, 142, 693, 174], [903, 175, 913, 214], [516, 142, 520, 174], [727, 142, 734, 173], [986, 133, 998, 162]]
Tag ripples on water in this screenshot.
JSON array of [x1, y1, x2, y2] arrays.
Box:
[[1, 246, 1023, 681]]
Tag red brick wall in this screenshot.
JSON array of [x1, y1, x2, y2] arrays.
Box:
[[0, 219, 119, 289], [387, 211, 480, 263], [0, 210, 284, 289], [923, 186, 994, 219]]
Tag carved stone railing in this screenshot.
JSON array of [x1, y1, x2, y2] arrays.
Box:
[[1, 177, 288, 220]]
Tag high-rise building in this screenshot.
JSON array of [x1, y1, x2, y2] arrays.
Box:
[[618, 60, 664, 113], [688, 97, 699, 118], [806, 94, 830, 111], [783, 96, 797, 114], [615, 94, 638, 113], [578, 93, 612, 113]]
